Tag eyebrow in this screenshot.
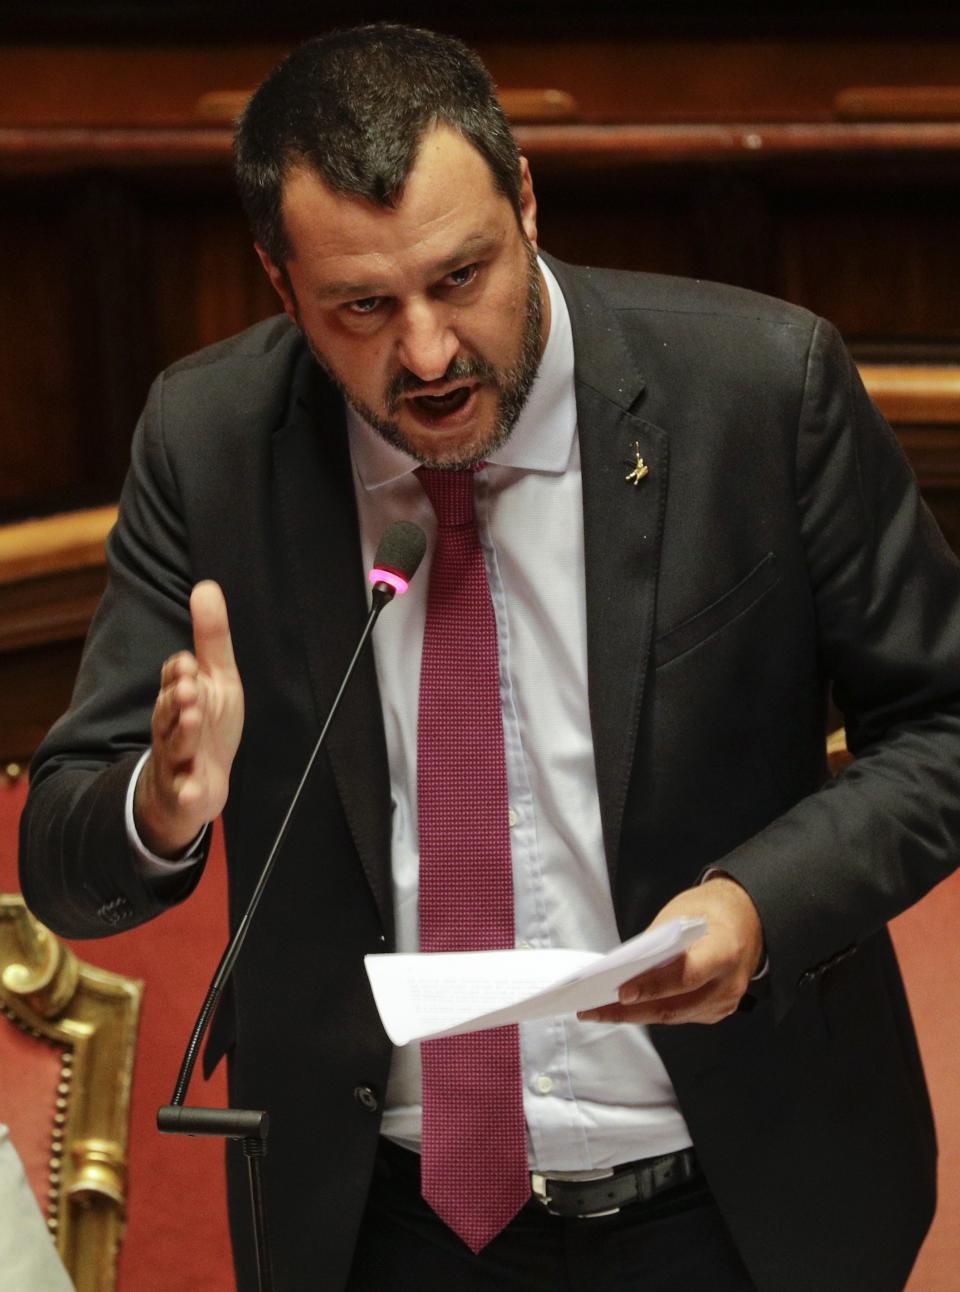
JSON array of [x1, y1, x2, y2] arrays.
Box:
[[312, 231, 501, 304]]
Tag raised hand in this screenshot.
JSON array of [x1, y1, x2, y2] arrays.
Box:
[[134, 581, 244, 857]]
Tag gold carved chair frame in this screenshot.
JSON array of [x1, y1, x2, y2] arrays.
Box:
[[0, 893, 142, 1292]]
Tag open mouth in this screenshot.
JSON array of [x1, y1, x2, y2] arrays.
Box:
[[412, 385, 474, 416]]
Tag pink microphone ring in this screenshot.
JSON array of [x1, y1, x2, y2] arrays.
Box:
[[369, 566, 410, 596]]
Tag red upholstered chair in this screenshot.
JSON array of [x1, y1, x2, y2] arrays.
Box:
[[0, 890, 141, 1291]]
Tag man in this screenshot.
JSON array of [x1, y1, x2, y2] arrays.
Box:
[[19, 23, 960, 1292]]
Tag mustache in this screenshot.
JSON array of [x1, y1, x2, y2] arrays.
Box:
[[385, 357, 500, 413]]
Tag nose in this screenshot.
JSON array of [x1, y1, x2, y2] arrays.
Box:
[[395, 299, 458, 382]]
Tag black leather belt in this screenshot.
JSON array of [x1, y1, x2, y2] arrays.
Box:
[[530, 1148, 699, 1219]]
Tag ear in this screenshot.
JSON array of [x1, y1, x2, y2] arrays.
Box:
[[255, 243, 298, 322], [518, 155, 539, 250]]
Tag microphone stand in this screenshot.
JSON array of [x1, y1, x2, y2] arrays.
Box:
[[158, 582, 399, 1292]]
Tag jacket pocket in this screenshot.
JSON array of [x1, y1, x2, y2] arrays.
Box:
[[653, 552, 780, 668]]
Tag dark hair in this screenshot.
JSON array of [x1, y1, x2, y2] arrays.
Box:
[[234, 24, 522, 265]]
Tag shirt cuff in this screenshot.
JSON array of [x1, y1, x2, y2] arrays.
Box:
[[125, 749, 209, 878]]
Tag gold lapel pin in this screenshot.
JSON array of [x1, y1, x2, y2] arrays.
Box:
[[625, 443, 649, 486]]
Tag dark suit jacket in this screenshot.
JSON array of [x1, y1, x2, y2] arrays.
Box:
[[20, 258, 960, 1291]]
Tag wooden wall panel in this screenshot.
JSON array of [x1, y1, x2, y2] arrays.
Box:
[[0, 182, 85, 518], [535, 170, 699, 278], [144, 189, 276, 363], [0, 44, 288, 127], [780, 192, 960, 342], [0, 640, 84, 764], [68, 174, 159, 501], [0, 176, 158, 522]]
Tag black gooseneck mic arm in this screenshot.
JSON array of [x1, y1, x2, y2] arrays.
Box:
[[157, 521, 427, 1292]]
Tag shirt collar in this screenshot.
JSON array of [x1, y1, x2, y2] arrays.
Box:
[[348, 257, 576, 491]]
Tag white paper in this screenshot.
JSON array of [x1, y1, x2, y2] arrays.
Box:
[[364, 917, 707, 1046]]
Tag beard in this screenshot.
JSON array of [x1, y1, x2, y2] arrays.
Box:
[[304, 241, 545, 469]]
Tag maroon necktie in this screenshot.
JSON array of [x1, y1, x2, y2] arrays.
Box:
[[415, 466, 529, 1252]]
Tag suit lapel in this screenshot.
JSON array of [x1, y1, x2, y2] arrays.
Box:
[[272, 355, 394, 941], [548, 260, 669, 899]]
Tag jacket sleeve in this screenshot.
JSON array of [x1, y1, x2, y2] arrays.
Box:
[[19, 372, 210, 939], [717, 317, 960, 1020]]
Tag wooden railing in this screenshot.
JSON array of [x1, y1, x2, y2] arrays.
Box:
[[0, 506, 116, 656], [7, 120, 960, 176], [0, 508, 116, 770]]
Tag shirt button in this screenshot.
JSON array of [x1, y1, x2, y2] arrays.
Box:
[[534, 1074, 554, 1095], [508, 807, 519, 828]]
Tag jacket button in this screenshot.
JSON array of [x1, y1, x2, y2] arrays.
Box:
[[354, 1085, 379, 1112]]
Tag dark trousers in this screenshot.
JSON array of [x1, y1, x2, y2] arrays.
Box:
[[346, 1139, 756, 1291]]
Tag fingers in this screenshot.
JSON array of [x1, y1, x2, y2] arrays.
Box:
[[578, 972, 742, 1026], [150, 582, 237, 764], [190, 581, 238, 676], [139, 658, 216, 855], [152, 582, 243, 786], [152, 652, 205, 758], [617, 950, 705, 1005], [616, 930, 744, 999]]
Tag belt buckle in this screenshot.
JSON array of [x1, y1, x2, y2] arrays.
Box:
[[530, 1166, 620, 1218]]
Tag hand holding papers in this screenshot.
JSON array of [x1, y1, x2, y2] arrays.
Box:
[[365, 917, 707, 1046]]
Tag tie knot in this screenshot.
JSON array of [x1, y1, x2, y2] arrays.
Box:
[[415, 466, 477, 529]]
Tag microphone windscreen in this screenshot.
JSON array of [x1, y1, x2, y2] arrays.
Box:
[[374, 521, 427, 583]]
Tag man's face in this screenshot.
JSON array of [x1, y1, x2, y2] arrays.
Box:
[[257, 126, 550, 468]]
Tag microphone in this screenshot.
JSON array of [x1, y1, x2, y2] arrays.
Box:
[[369, 520, 427, 602], [157, 520, 426, 1292]]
